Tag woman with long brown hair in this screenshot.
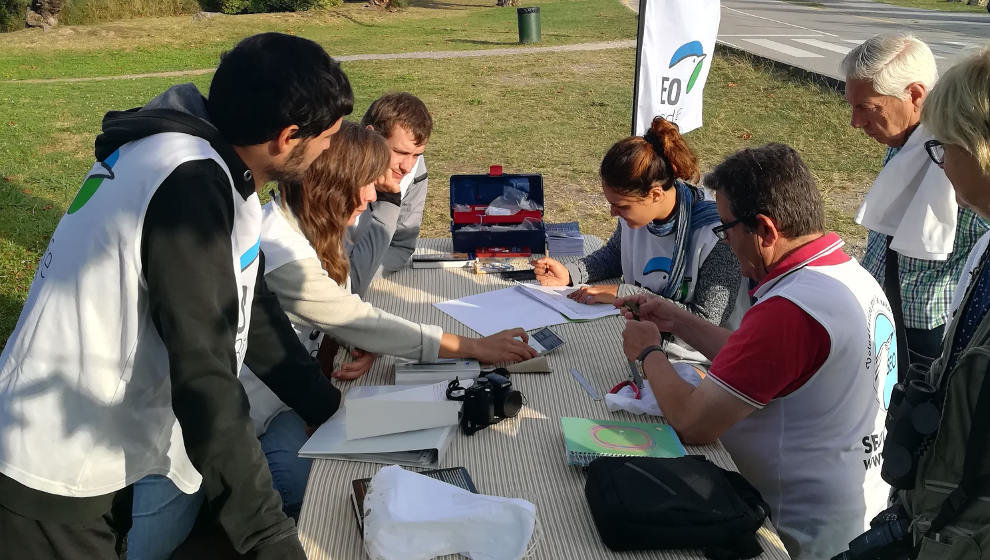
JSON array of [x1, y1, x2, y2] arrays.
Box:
[[532, 117, 743, 363], [130, 122, 536, 553], [241, 120, 536, 510]]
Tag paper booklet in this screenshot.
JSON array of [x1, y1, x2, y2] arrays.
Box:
[[393, 358, 481, 385], [515, 283, 620, 321], [433, 284, 620, 336], [344, 382, 461, 440], [298, 386, 457, 468], [560, 417, 686, 467]]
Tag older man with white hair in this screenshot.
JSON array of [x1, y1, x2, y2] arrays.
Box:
[[843, 33, 988, 373]]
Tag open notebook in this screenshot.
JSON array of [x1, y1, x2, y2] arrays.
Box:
[[560, 417, 686, 467]]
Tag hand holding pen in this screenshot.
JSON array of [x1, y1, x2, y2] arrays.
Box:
[[530, 256, 570, 286]]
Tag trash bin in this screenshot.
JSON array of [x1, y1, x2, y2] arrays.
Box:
[[517, 7, 540, 44]]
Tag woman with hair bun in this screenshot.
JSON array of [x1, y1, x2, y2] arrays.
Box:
[[533, 117, 743, 362]]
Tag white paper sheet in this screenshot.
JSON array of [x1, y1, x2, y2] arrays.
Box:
[[433, 286, 569, 336]]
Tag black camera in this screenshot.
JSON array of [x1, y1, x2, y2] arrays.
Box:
[[445, 370, 523, 435], [831, 505, 912, 560]]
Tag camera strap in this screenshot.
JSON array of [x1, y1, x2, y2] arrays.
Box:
[[884, 237, 910, 383], [925, 347, 990, 536]]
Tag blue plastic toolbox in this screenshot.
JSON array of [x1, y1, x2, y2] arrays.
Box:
[[449, 167, 545, 254]]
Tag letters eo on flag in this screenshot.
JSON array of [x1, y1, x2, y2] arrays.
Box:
[[632, 0, 720, 135]]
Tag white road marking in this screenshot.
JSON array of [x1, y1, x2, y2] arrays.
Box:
[[741, 38, 825, 58], [793, 38, 852, 54], [723, 6, 841, 37]]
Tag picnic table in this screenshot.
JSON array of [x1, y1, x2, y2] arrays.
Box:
[[297, 237, 791, 560]]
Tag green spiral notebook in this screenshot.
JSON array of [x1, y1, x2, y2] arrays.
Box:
[[560, 417, 686, 467]]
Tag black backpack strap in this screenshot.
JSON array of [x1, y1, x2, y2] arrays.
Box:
[[884, 236, 911, 382], [926, 349, 990, 535]]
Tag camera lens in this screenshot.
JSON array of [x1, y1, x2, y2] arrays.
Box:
[[498, 390, 523, 419]]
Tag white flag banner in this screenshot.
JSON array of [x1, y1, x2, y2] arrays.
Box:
[[632, 0, 720, 135]]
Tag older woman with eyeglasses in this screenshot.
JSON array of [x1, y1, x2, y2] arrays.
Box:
[[840, 46, 990, 560]]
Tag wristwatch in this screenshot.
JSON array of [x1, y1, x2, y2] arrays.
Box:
[[636, 345, 665, 363]]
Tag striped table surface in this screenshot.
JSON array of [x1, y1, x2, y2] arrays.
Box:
[[298, 237, 790, 560]]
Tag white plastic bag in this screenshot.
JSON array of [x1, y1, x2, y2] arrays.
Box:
[[485, 186, 542, 215], [605, 362, 704, 416], [363, 465, 537, 560]]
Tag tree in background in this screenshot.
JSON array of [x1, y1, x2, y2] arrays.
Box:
[[0, 0, 29, 31]]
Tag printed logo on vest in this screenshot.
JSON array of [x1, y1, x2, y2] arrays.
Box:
[[867, 297, 898, 410], [642, 256, 672, 278], [68, 150, 120, 215]]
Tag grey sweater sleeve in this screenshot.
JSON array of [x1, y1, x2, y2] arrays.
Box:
[[564, 222, 623, 285], [347, 199, 401, 297], [619, 241, 740, 327]]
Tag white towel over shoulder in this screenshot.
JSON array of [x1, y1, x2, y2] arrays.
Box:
[[855, 124, 957, 261]]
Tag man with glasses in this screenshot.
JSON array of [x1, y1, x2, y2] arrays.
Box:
[[842, 32, 988, 370], [617, 144, 894, 558]]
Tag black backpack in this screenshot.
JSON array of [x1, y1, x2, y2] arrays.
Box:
[[584, 455, 770, 560]]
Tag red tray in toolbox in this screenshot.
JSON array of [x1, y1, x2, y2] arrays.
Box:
[[451, 205, 543, 225]]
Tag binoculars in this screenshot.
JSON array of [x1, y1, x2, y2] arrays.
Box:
[[881, 365, 941, 490]]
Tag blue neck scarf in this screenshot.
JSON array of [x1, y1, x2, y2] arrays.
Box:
[[645, 180, 721, 301]]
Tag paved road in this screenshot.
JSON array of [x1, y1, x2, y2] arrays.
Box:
[[719, 0, 989, 80]]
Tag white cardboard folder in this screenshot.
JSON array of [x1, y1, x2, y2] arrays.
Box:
[[345, 381, 462, 440]]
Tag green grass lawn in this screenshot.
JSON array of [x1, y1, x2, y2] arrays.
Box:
[[0, 1, 884, 345], [873, 0, 987, 12], [0, 0, 635, 80]]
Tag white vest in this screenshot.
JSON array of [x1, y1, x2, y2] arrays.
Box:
[[720, 239, 893, 558], [619, 217, 718, 298], [238, 202, 323, 436], [0, 133, 261, 497], [619, 218, 746, 361]]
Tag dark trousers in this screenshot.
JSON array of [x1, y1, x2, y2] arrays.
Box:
[[0, 479, 131, 560], [906, 324, 946, 370]]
